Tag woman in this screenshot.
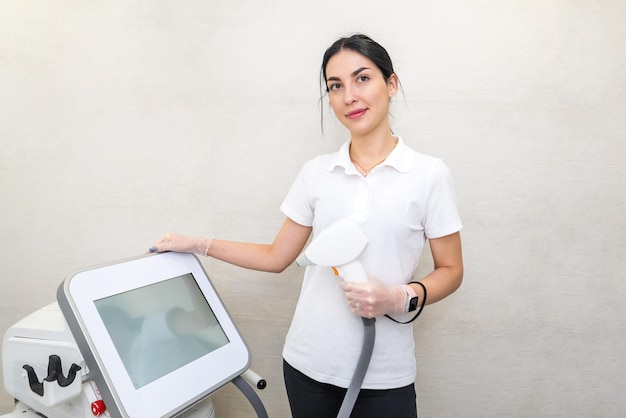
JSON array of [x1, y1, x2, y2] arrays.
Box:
[[150, 34, 463, 418]]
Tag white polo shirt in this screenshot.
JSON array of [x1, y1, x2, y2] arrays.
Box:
[[280, 136, 462, 389]]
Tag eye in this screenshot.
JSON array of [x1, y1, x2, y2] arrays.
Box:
[[328, 82, 342, 91], [356, 74, 370, 83]]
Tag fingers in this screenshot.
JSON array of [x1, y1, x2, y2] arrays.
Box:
[[349, 300, 375, 318], [342, 281, 368, 315], [346, 291, 375, 318], [340, 279, 370, 294], [342, 278, 393, 318], [148, 233, 174, 253], [148, 233, 210, 256]]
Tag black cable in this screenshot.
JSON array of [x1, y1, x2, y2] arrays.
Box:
[[385, 281, 427, 324]]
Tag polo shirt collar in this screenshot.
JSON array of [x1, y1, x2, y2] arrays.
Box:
[[327, 136, 413, 174]]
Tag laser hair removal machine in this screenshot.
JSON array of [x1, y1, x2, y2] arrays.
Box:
[[1, 253, 267, 418]]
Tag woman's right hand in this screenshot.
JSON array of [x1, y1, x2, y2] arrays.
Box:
[[149, 233, 212, 256]]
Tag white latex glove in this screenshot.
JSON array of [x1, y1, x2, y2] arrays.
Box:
[[340, 277, 408, 318], [149, 233, 212, 256]]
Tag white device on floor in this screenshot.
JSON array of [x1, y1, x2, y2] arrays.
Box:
[[2, 252, 267, 418]]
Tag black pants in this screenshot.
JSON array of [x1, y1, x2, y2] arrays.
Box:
[[283, 360, 418, 418]]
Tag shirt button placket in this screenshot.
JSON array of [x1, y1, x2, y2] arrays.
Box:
[[353, 178, 371, 223]]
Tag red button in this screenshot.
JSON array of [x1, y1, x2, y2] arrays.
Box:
[[91, 400, 106, 416]]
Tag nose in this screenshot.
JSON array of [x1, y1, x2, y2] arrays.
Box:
[[343, 83, 357, 104]]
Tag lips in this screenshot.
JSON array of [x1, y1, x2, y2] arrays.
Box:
[[346, 108, 367, 119]]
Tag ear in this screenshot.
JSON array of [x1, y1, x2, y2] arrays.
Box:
[[387, 73, 399, 98]]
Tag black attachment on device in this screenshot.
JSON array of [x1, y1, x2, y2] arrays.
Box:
[[23, 355, 82, 396]]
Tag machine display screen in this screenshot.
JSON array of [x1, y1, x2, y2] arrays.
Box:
[[58, 252, 251, 418], [95, 273, 229, 389]]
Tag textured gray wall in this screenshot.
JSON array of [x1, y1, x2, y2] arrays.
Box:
[[1, 1, 624, 417]]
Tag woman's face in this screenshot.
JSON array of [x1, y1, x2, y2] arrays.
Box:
[[325, 49, 398, 138]]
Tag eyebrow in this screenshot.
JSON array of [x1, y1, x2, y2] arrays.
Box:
[[326, 66, 371, 82]]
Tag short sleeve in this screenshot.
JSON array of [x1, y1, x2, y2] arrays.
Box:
[[280, 158, 316, 227], [424, 160, 463, 239]]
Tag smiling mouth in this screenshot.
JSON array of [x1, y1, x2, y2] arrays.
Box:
[[346, 109, 367, 119]]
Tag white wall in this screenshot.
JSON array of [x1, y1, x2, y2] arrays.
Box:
[[1, 1, 624, 417]]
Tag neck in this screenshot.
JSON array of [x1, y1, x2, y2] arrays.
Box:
[[349, 131, 396, 163], [349, 131, 397, 176]]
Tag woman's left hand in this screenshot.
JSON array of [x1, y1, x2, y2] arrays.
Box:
[[340, 277, 406, 318]]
